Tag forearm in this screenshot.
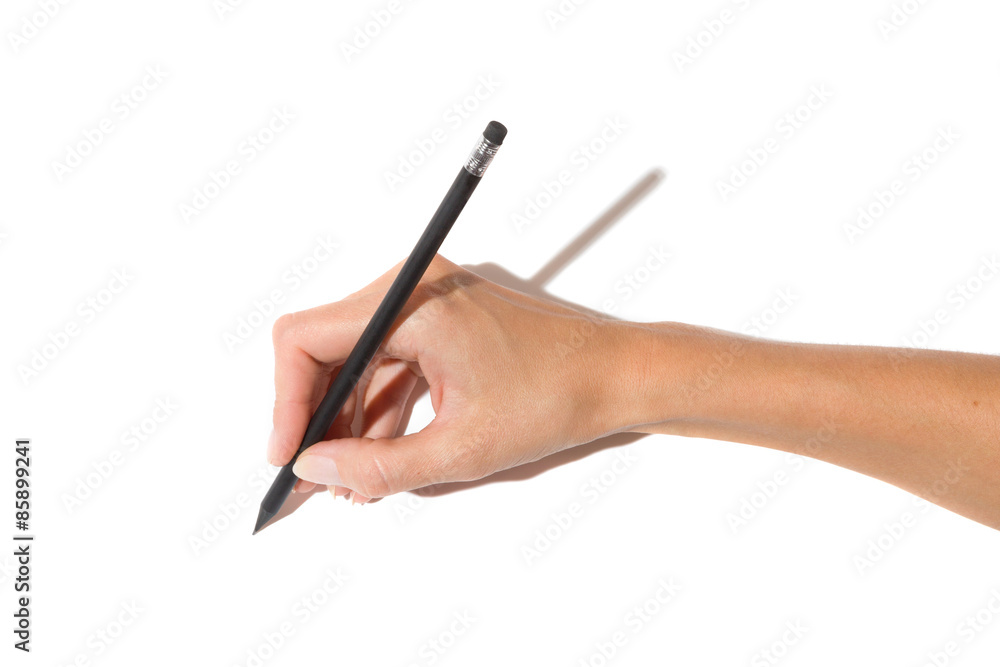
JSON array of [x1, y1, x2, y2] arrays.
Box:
[[610, 321, 1000, 529]]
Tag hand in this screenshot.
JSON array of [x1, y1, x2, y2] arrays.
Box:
[[265, 255, 1000, 529], [266, 255, 637, 503]]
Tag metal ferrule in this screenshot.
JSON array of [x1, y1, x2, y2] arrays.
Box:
[[464, 135, 501, 177]]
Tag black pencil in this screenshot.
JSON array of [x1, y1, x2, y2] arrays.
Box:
[[253, 121, 507, 534]]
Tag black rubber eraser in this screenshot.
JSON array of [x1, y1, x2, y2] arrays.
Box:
[[484, 121, 507, 145]]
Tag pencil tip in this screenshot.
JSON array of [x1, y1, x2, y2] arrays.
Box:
[[253, 507, 275, 535]]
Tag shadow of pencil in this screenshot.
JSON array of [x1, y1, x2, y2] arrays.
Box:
[[396, 167, 667, 499], [264, 485, 314, 528]]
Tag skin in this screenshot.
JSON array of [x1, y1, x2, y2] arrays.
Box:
[[267, 256, 1000, 530]]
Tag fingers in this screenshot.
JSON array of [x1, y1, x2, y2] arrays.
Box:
[[269, 255, 466, 495], [360, 357, 419, 443], [269, 356, 358, 464], [269, 291, 429, 464], [293, 423, 456, 500], [268, 327, 338, 466], [290, 368, 358, 494], [268, 295, 383, 466], [295, 480, 319, 494], [334, 356, 419, 504]]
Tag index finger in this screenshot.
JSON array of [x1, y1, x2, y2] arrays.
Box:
[[268, 293, 421, 466]]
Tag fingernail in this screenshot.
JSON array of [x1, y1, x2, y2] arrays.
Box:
[[293, 454, 344, 486], [266, 429, 278, 465]]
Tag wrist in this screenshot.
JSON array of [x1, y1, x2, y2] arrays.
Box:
[[602, 321, 753, 435], [559, 314, 650, 443], [584, 318, 672, 437]]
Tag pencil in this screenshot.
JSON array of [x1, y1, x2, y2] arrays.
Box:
[[253, 121, 508, 534]]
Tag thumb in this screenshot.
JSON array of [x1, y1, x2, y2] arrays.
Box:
[[292, 423, 463, 499]]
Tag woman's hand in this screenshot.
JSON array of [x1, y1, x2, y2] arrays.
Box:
[[266, 255, 641, 503]]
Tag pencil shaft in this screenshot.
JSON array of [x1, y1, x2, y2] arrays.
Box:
[[297, 169, 479, 460], [254, 123, 505, 532]]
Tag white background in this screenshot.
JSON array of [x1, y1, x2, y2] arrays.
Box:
[[3, 0, 1000, 665]]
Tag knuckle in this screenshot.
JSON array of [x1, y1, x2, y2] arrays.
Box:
[[427, 253, 455, 276], [272, 312, 296, 345], [357, 446, 396, 498]]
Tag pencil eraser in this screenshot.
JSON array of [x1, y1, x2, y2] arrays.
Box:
[[484, 121, 507, 145]]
